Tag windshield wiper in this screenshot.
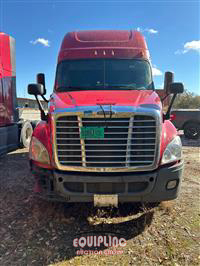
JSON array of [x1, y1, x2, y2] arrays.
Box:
[[56, 85, 148, 91], [56, 86, 90, 92], [106, 85, 136, 90], [105, 84, 146, 90]]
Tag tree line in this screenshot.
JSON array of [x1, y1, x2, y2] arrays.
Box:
[[173, 90, 200, 109]]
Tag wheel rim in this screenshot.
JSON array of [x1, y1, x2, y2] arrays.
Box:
[[186, 127, 198, 137], [26, 127, 32, 142]]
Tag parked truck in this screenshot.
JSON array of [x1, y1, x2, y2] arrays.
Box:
[[28, 30, 184, 206], [0, 32, 33, 155], [171, 109, 200, 139]]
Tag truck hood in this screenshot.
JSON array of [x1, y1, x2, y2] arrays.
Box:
[[50, 90, 162, 110]]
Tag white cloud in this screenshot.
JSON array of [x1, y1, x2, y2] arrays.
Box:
[[146, 28, 158, 34], [136, 27, 158, 34], [184, 40, 200, 52], [30, 38, 50, 47], [175, 40, 200, 54], [152, 66, 163, 76]]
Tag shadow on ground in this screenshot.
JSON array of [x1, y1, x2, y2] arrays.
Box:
[[0, 150, 157, 265], [11, 200, 155, 265]]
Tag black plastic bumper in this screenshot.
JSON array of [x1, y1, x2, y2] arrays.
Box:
[[31, 160, 184, 203]]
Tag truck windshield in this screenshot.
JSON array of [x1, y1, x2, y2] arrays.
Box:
[[55, 59, 154, 91]]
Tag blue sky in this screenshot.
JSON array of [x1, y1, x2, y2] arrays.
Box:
[[0, 0, 199, 98]]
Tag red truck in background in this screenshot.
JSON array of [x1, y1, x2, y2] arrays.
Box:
[[28, 30, 184, 206], [0, 32, 33, 155]]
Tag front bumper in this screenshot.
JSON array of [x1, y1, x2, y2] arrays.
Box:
[[31, 160, 184, 203]]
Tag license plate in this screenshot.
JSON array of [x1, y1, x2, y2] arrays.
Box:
[[80, 127, 104, 139], [94, 194, 118, 207]]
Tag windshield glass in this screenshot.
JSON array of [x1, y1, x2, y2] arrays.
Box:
[[55, 59, 154, 91]]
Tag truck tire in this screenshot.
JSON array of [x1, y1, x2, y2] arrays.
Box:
[[20, 121, 33, 148], [184, 122, 200, 140]]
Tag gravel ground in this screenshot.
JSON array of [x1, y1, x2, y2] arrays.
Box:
[[0, 136, 199, 266]]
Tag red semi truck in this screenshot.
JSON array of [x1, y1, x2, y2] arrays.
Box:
[[0, 32, 33, 155], [28, 30, 184, 206]]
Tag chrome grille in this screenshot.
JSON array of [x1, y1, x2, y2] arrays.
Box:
[[55, 114, 157, 170]]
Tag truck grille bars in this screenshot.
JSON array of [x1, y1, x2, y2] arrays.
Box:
[[55, 114, 158, 171]]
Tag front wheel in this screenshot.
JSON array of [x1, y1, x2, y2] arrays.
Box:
[[20, 121, 33, 148], [184, 122, 200, 140]]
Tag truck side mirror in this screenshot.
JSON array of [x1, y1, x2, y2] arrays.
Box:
[[169, 82, 184, 94], [28, 84, 45, 96], [37, 73, 46, 95], [164, 71, 174, 94], [27, 83, 47, 121], [165, 82, 184, 120]]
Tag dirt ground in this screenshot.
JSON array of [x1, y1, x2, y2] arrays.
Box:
[[0, 136, 199, 266]]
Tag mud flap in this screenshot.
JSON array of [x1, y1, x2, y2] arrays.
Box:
[[94, 194, 118, 207]]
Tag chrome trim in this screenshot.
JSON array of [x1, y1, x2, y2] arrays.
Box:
[[53, 105, 161, 172], [59, 161, 153, 164], [126, 116, 134, 167], [56, 138, 156, 140], [57, 149, 155, 152], [58, 155, 154, 158], [55, 143, 155, 146], [78, 116, 86, 167]]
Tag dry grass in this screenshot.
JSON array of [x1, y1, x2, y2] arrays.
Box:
[[0, 138, 199, 266]]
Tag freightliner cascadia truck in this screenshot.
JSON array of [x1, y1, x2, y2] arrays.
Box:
[[0, 32, 33, 156], [28, 30, 184, 206]]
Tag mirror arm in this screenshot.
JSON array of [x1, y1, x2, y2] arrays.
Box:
[[164, 93, 177, 120], [41, 94, 49, 103], [35, 95, 47, 121]]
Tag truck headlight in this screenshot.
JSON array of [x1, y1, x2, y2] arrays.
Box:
[[161, 136, 182, 165], [29, 136, 50, 165]]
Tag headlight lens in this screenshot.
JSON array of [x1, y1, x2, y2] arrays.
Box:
[[29, 136, 50, 165], [161, 136, 182, 165]]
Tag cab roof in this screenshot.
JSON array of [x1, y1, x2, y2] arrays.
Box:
[[58, 30, 150, 62]]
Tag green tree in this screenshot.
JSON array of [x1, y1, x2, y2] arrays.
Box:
[[173, 90, 200, 109]]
